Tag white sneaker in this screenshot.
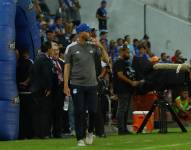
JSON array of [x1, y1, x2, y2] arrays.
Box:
[[85, 132, 94, 145], [77, 140, 86, 147]]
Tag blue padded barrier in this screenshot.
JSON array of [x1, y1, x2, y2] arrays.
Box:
[[15, 0, 41, 60], [0, 26, 16, 61], [0, 0, 16, 26], [0, 100, 20, 140], [0, 0, 19, 141], [0, 61, 17, 101]]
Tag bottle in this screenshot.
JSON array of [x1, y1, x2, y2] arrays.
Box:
[[63, 96, 70, 111]]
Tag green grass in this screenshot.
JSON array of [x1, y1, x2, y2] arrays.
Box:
[[1, 128, 191, 150]]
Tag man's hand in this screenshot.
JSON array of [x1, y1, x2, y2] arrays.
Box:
[[19, 81, 28, 87], [45, 90, 51, 97], [95, 39, 110, 65], [64, 85, 71, 96], [90, 38, 100, 47], [131, 81, 140, 87], [98, 75, 103, 81]]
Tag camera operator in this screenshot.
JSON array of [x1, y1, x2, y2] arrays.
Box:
[[113, 47, 141, 135]]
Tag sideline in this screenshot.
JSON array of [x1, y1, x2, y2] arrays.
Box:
[[133, 142, 191, 150]]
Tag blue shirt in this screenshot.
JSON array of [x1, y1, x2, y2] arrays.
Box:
[[128, 44, 135, 65], [97, 7, 107, 19], [112, 47, 119, 62], [133, 45, 139, 57]]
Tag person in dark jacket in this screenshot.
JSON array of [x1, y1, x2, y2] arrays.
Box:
[[30, 42, 54, 139], [51, 44, 65, 138], [17, 49, 34, 139]]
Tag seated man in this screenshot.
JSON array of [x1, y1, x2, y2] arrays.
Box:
[[174, 88, 191, 122]]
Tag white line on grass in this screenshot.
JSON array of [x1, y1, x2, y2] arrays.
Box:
[[143, 140, 152, 143], [105, 142, 113, 146], [123, 141, 133, 145], [133, 142, 191, 150]]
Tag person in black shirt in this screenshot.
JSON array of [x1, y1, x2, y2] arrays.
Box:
[[113, 47, 140, 135], [17, 49, 33, 91], [96, 0, 108, 31]]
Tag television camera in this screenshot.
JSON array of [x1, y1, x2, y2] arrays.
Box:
[[136, 63, 191, 133]]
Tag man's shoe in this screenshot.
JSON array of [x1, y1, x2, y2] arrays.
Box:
[[77, 140, 86, 146], [85, 132, 94, 145]]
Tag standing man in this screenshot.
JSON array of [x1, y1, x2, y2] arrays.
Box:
[[17, 49, 33, 139], [30, 42, 54, 139], [51, 44, 65, 138], [64, 23, 109, 146], [71, 0, 81, 27], [113, 47, 140, 135], [96, 0, 108, 31]]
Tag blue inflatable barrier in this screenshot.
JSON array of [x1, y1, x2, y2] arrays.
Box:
[[0, 0, 41, 141], [0, 101, 20, 140], [0, 0, 19, 140], [0, 0, 16, 26], [16, 0, 41, 60], [0, 61, 17, 101], [0, 27, 16, 61]]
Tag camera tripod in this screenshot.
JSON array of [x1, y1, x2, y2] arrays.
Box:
[[98, 79, 117, 134], [137, 92, 187, 133]]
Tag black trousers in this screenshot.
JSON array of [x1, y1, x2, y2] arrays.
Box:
[[94, 95, 105, 136], [117, 93, 132, 133], [32, 92, 52, 138], [99, 20, 107, 30], [51, 85, 65, 137], [19, 94, 34, 139], [71, 85, 98, 141]]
